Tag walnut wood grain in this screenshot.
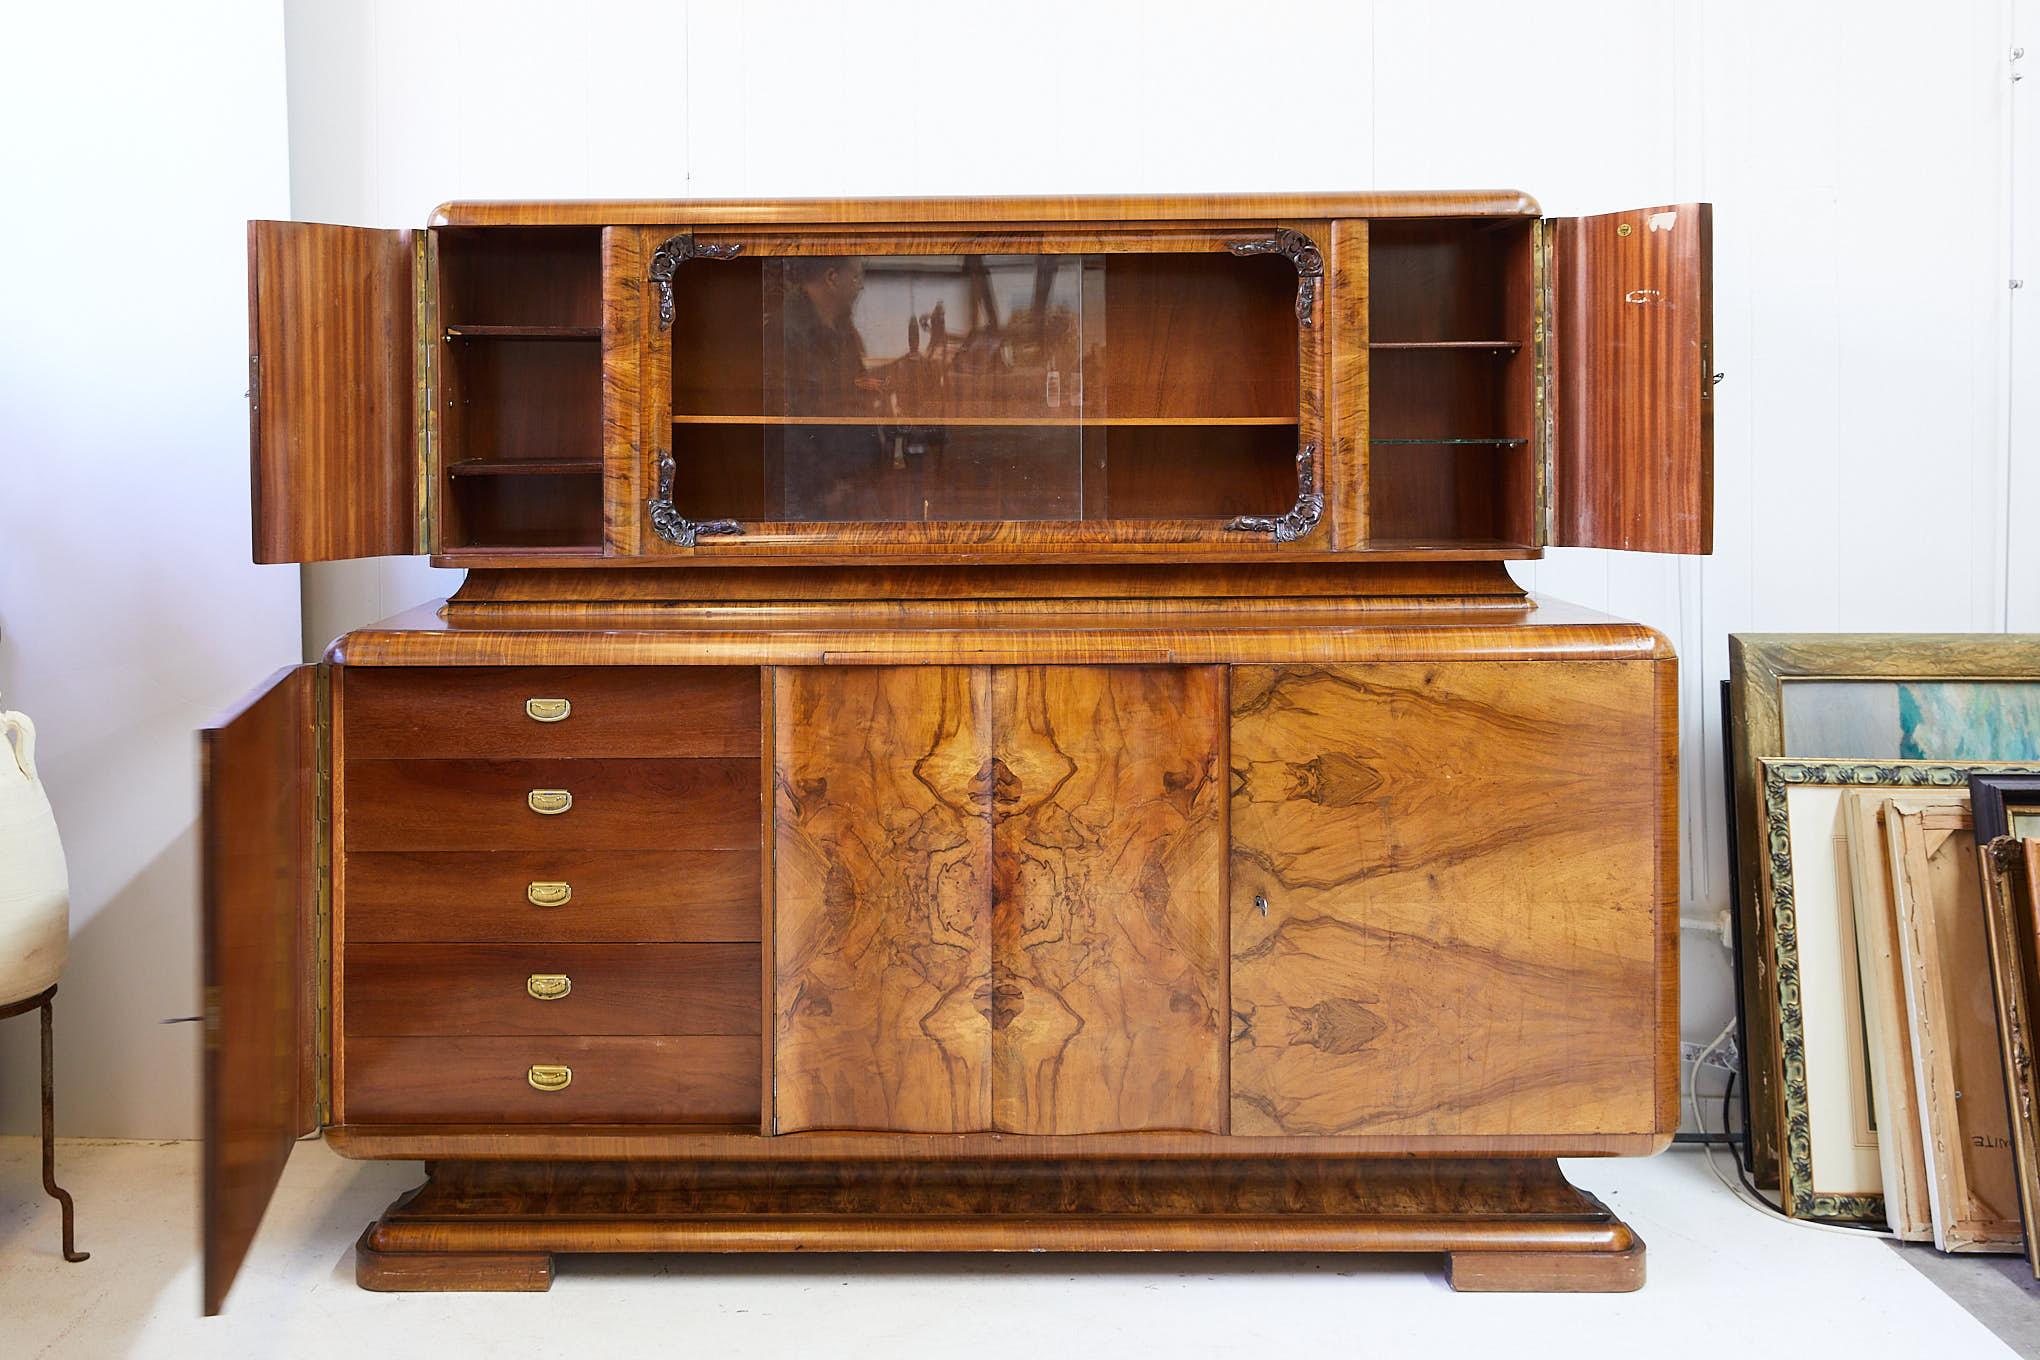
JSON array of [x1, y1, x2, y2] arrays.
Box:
[[1229, 662, 1661, 1137], [248, 222, 417, 563], [201, 666, 318, 1316], [1327, 218, 1369, 547], [328, 596, 1672, 669], [429, 191, 1544, 227], [771, 666, 994, 1133], [990, 666, 1226, 1134], [327, 1125, 1666, 1161], [1552, 204, 1713, 553], [344, 944, 760, 1036], [444, 561, 1528, 603], [342, 1036, 759, 1124], [344, 850, 758, 943], [600, 226, 645, 557], [342, 757, 756, 850], [355, 1230, 553, 1294], [349, 1154, 1639, 1293], [343, 665, 758, 758]]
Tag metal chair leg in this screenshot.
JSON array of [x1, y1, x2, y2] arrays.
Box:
[[39, 993, 87, 1262]]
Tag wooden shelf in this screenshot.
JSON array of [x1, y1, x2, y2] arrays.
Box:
[[444, 324, 601, 340], [672, 415, 1297, 428], [1369, 340, 1522, 352], [1371, 437, 1528, 447], [446, 459, 603, 478]]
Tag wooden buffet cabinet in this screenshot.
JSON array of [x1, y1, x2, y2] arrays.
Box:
[[203, 193, 1711, 1311]]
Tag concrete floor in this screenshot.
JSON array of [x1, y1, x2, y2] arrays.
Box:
[[0, 1138, 2026, 1359]]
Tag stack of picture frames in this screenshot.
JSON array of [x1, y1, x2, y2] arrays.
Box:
[[1730, 634, 2040, 1265], [1974, 772, 2040, 1276]]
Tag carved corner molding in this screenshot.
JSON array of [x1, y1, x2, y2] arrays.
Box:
[[1229, 229, 1324, 326], [647, 450, 743, 547], [649, 233, 743, 331], [1227, 444, 1322, 543]]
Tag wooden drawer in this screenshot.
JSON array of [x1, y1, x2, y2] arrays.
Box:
[[342, 758, 756, 850], [343, 666, 760, 759], [342, 1035, 760, 1124], [344, 943, 761, 1036], [345, 850, 759, 942]]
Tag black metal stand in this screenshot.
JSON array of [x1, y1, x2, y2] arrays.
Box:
[[1, 983, 87, 1262]]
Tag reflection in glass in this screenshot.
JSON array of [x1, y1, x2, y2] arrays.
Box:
[[669, 249, 1301, 526], [769, 256, 1093, 522]]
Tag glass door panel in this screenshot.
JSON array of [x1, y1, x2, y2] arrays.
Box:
[[667, 244, 1306, 535]]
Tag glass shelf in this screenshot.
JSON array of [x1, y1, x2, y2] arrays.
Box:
[[446, 459, 602, 477], [1368, 340, 1521, 352], [444, 324, 601, 340], [1371, 437, 1528, 446]]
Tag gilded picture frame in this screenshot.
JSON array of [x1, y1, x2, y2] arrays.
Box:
[[1729, 634, 2040, 1187], [1758, 757, 2040, 1221], [1979, 836, 2040, 1279]]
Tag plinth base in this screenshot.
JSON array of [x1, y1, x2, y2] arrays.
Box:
[[355, 1156, 1644, 1294]]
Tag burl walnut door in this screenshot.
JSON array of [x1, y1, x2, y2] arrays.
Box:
[[992, 667, 1226, 1134], [771, 665, 1225, 1135], [1229, 662, 1668, 1138], [771, 667, 994, 1133], [200, 666, 320, 1315]]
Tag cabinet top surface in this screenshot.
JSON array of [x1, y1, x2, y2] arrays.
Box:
[[322, 591, 1674, 667], [429, 190, 1542, 228]]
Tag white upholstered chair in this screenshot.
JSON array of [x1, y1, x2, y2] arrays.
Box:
[[1, 702, 86, 1262]]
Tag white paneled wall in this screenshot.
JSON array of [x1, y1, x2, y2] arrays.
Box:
[[288, 0, 2033, 1124], [0, 3, 297, 1137]]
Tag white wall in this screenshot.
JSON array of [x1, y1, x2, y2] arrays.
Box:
[[285, 0, 2032, 1129], [0, 3, 299, 1136]]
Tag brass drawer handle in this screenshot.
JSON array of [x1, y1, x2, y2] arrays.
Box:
[[525, 697, 571, 723], [526, 1064, 572, 1092], [527, 789, 573, 815], [526, 973, 572, 1001], [526, 881, 572, 907]]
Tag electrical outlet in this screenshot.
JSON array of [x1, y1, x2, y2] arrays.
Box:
[[1682, 1036, 1741, 1073]]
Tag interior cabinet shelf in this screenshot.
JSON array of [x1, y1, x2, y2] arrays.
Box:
[[446, 459, 603, 478], [671, 414, 1298, 428], [444, 324, 601, 340]]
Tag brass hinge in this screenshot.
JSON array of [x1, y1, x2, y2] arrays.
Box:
[[312, 664, 333, 1127], [246, 355, 259, 414]]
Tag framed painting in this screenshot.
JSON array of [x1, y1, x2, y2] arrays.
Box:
[[1979, 836, 2040, 1278], [1757, 758, 2040, 1221], [1729, 634, 2040, 1187], [1884, 802, 2022, 1252], [1969, 772, 2040, 846]]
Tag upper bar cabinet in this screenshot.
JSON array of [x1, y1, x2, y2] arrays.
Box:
[[246, 194, 1712, 564]]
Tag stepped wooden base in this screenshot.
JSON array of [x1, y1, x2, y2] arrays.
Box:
[[354, 1156, 1644, 1294]]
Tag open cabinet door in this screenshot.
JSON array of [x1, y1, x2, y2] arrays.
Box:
[[247, 222, 420, 562], [1549, 203, 1713, 553], [201, 666, 320, 1315]]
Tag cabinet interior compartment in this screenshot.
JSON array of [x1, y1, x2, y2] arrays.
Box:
[[437, 228, 605, 552], [1366, 219, 1536, 547], [667, 250, 1300, 525]]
